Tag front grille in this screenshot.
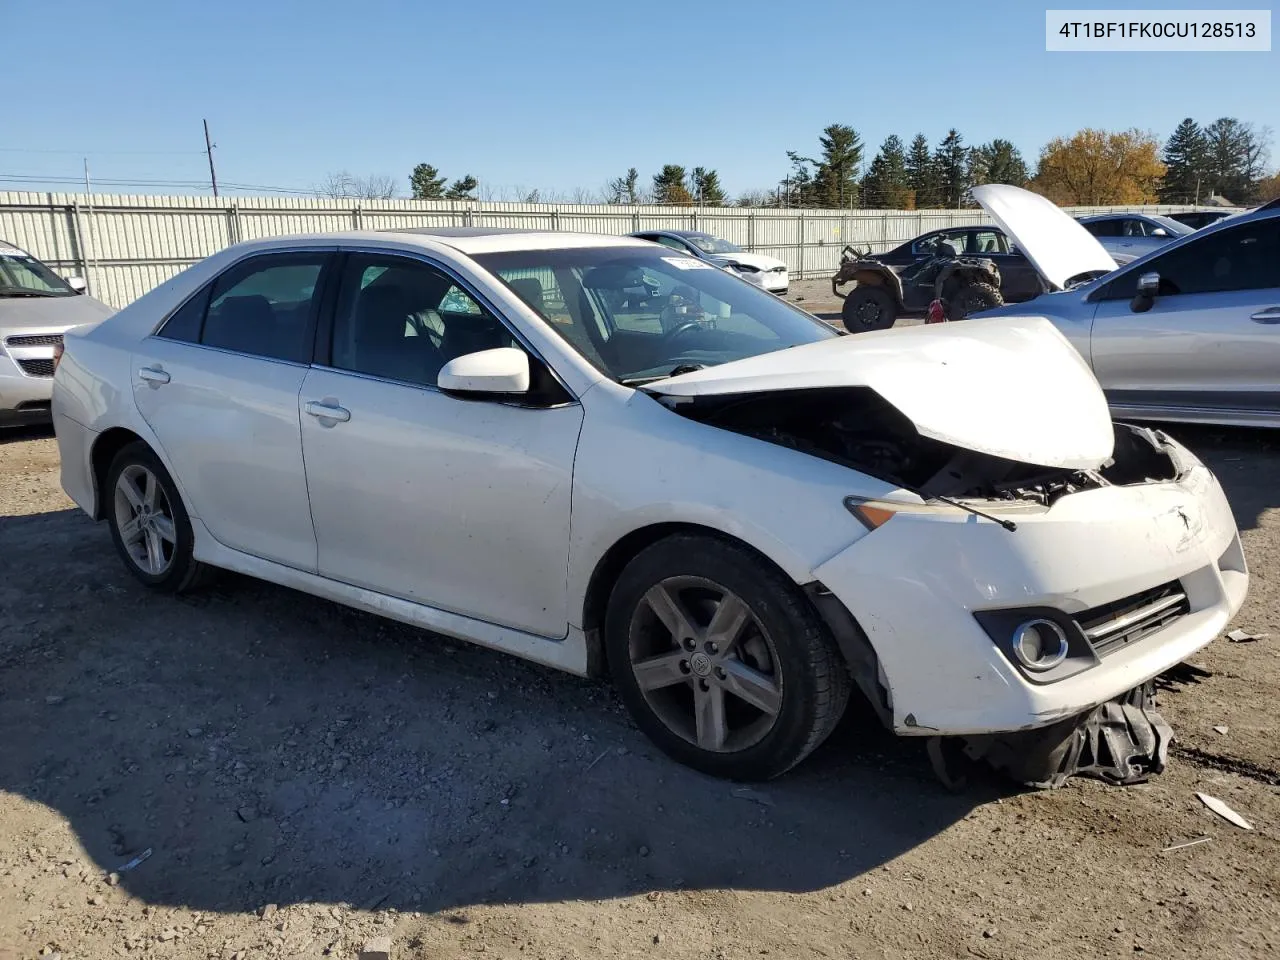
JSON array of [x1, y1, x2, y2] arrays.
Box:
[[1074, 581, 1189, 657], [16, 358, 55, 378], [5, 333, 63, 348]]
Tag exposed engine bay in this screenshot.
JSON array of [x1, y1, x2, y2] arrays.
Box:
[[662, 386, 1180, 505]]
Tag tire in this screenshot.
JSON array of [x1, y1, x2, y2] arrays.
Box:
[[945, 281, 1002, 320], [105, 441, 211, 593], [840, 285, 898, 333], [605, 534, 851, 780]]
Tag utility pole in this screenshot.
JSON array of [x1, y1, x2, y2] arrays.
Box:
[[82, 158, 96, 297], [203, 118, 219, 197]]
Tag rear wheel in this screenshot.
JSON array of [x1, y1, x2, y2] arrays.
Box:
[[945, 281, 1002, 320], [105, 442, 210, 593], [840, 286, 898, 332], [605, 534, 850, 780]]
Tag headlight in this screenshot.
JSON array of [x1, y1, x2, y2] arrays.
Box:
[[732, 263, 761, 273]]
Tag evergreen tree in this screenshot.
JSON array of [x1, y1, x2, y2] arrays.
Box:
[[1158, 119, 1208, 203], [409, 163, 447, 200], [652, 165, 693, 205], [690, 167, 727, 205], [933, 129, 970, 207], [813, 124, 862, 207], [969, 139, 1030, 187], [861, 135, 911, 208], [445, 175, 478, 200], [606, 167, 641, 204], [905, 134, 936, 208], [1202, 117, 1267, 203]]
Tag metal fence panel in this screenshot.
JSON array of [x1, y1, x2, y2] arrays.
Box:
[[0, 191, 1224, 307]]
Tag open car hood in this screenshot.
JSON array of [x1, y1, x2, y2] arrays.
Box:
[[642, 316, 1114, 470], [971, 184, 1117, 290]]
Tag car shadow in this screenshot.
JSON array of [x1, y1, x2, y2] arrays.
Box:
[[0, 508, 987, 918], [0, 423, 54, 444]]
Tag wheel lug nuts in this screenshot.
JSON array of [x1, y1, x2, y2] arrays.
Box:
[[705, 642, 718, 654], [679, 660, 690, 673], [698, 679, 710, 691], [682, 638, 695, 651]]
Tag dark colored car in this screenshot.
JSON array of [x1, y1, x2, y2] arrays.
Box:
[[876, 226, 1045, 303], [1168, 210, 1235, 230]]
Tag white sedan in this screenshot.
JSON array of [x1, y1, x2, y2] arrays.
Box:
[[52, 227, 1247, 785]]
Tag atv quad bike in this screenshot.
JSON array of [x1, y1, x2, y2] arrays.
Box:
[[831, 241, 1004, 333]]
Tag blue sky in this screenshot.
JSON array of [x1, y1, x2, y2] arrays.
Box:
[[3, 0, 1276, 198]]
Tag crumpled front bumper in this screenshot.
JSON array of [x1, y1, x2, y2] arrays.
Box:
[[813, 459, 1247, 737]]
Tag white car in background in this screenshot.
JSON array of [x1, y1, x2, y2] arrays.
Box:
[[1, 240, 114, 425], [52, 226, 1245, 786], [629, 229, 789, 294]]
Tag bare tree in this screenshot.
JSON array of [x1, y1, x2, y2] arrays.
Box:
[[315, 170, 397, 200], [569, 185, 600, 204]]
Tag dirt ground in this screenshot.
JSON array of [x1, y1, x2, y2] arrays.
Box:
[[1, 382, 1278, 958]]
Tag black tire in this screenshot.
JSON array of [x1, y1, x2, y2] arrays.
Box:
[[945, 281, 1002, 320], [605, 534, 851, 780], [104, 441, 211, 593], [840, 285, 898, 333]]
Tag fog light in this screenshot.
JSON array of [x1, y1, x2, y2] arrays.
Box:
[[1011, 619, 1069, 672]]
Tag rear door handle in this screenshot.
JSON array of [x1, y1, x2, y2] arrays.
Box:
[[304, 400, 351, 423], [1249, 307, 1280, 324], [138, 366, 170, 384]]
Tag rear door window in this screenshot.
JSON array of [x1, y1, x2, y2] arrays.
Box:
[[162, 253, 329, 363]]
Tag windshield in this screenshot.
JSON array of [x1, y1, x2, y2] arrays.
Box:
[[473, 246, 836, 384], [685, 234, 742, 255], [0, 251, 76, 297], [1149, 215, 1194, 236]]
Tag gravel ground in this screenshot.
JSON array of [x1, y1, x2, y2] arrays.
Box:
[[1, 402, 1278, 959]]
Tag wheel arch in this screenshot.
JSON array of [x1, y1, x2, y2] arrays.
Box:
[[89, 427, 148, 521], [578, 522, 888, 722]]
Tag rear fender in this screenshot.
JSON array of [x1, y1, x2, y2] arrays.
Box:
[[833, 263, 903, 302]]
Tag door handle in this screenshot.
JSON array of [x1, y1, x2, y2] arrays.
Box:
[[1249, 307, 1280, 324], [138, 366, 170, 384], [304, 400, 351, 422]]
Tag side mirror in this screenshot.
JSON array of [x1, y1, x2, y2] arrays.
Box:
[[67, 276, 87, 293], [1131, 271, 1160, 313], [437, 347, 530, 396], [1151, 228, 1169, 238]]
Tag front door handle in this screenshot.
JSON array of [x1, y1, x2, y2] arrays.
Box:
[[138, 366, 170, 384], [1249, 307, 1280, 324], [304, 400, 351, 423]]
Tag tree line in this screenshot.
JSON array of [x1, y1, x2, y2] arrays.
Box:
[[317, 119, 1276, 208]]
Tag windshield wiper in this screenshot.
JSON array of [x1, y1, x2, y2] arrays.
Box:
[[621, 363, 706, 387], [0, 290, 59, 298]]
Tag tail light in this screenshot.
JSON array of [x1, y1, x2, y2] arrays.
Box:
[[52, 341, 65, 372]]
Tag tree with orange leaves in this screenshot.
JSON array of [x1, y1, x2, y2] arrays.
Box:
[[1032, 129, 1165, 205]]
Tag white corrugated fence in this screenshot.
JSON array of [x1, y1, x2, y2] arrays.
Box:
[[0, 192, 1218, 308]]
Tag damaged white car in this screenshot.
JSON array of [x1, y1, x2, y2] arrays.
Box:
[[52, 227, 1247, 787]]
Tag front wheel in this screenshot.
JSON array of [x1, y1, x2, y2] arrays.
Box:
[[105, 441, 211, 593], [840, 285, 898, 333], [605, 534, 851, 780]]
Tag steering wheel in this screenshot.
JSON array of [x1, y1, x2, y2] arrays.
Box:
[[664, 320, 705, 342]]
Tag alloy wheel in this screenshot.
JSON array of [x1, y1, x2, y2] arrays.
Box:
[[627, 576, 783, 753], [113, 463, 177, 576]]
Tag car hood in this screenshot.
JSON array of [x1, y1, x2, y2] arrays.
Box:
[[642, 315, 1114, 470], [971, 184, 1117, 291], [710, 251, 785, 271], [0, 293, 115, 331]]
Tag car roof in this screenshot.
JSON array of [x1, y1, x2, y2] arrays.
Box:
[[629, 229, 713, 239], [0, 239, 30, 255]]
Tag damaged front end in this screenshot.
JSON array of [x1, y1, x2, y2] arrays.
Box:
[[655, 385, 1181, 507], [660, 385, 1198, 790], [930, 682, 1173, 790]]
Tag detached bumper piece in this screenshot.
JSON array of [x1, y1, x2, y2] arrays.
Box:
[[932, 682, 1173, 789]]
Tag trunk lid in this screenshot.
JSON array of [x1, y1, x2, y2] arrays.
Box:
[[971, 184, 1117, 290], [642, 315, 1114, 470]]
